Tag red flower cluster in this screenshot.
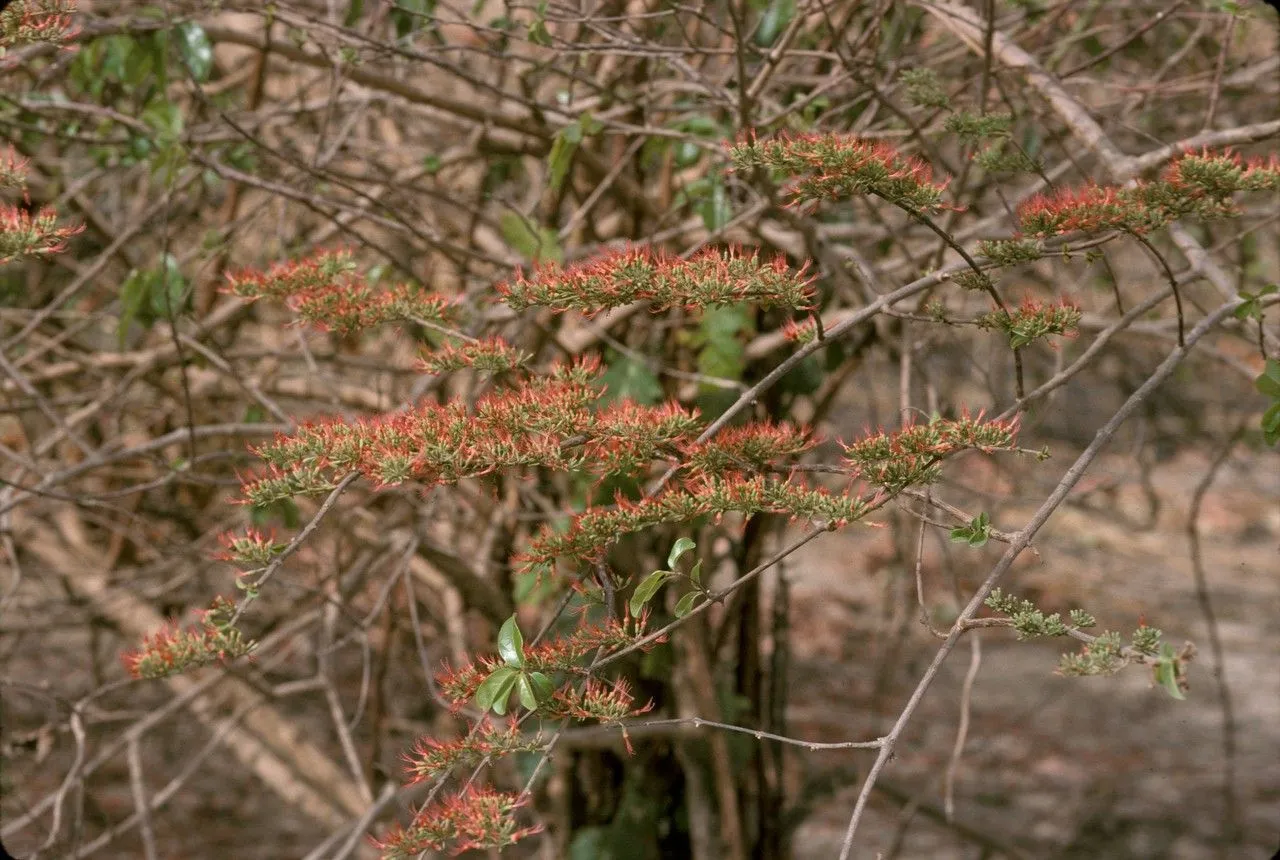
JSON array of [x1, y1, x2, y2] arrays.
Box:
[[1162, 149, 1280, 197], [977, 298, 1082, 349], [1018, 149, 1280, 239], [372, 787, 541, 858], [843, 414, 1020, 492], [679, 420, 814, 477], [213, 527, 284, 567], [1, 0, 79, 51], [543, 678, 654, 744], [0, 148, 28, 195], [496, 246, 815, 315], [729, 132, 954, 212], [122, 597, 256, 680], [416, 336, 529, 374], [582, 400, 702, 475], [0, 204, 83, 262], [518, 475, 870, 569], [1017, 183, 1165, 237], [403, 720, 542, 785], [782, 316, 819, 344], [226, 249, 455, 334], [245, 355, 821, 510]]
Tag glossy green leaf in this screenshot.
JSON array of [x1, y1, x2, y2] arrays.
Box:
[[951, 512, 991, 547], [528, 671, 555, 705], [475, 666, 519, 713], [674, 591, 699, 619], [517, 673, 538, 710], [689, 560, 702, 588], [667, 537, 696, 569], [498, 614, 525, 668], [629, 570, 672, 617], [490, 671, 521, 715]]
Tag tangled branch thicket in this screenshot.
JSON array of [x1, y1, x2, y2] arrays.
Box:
[[1, 1, 1278, 858]]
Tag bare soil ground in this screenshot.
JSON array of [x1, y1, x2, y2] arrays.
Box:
[[782, 447, 1280, 859]]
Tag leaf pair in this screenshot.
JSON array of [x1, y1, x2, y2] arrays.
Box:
[[628, 537, 704, 618], [949, 511, 991, 548], [474, 615, 555, 715]]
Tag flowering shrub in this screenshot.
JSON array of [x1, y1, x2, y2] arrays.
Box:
[[116, 128, 1278, 856], [4, 3, 1275, 856]]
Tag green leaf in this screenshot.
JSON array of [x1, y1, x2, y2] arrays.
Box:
[[148, 253, 186, 316], [629, 570, 672, 617], [597, 354, 663, 406], [474, 666, 518, 712], [528, 671, 555, 705], [950, 512, 990, 548], [695, 305, 749, 383], [667, 537, 696, 569], [498, 614, 525, 668], [142, 100, 183, 141], [1237, 284, 1279, 321], [547, 132, 576, 192], [1154, 651, 1185, 701], [674, 140, 702, 168], [118, 270, 149, 346], [688, 560, 702, 588], [499, 212, 562, 263], [754, 0, 796, 46], [117, 255, 188, 345], [490, 671, 521, 715], [1262, 402, 1280, 446], [547, 113, 601, 192], [528, 1, 552, 45], [391, 0, 433, 38], [174, 22, 213, 82], [1255, 359, 1280, 400], [674, 591, 699, 618], [698, 176, 732, 232], [528, 18, 553, 45], [517, 673, 538, 710]]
